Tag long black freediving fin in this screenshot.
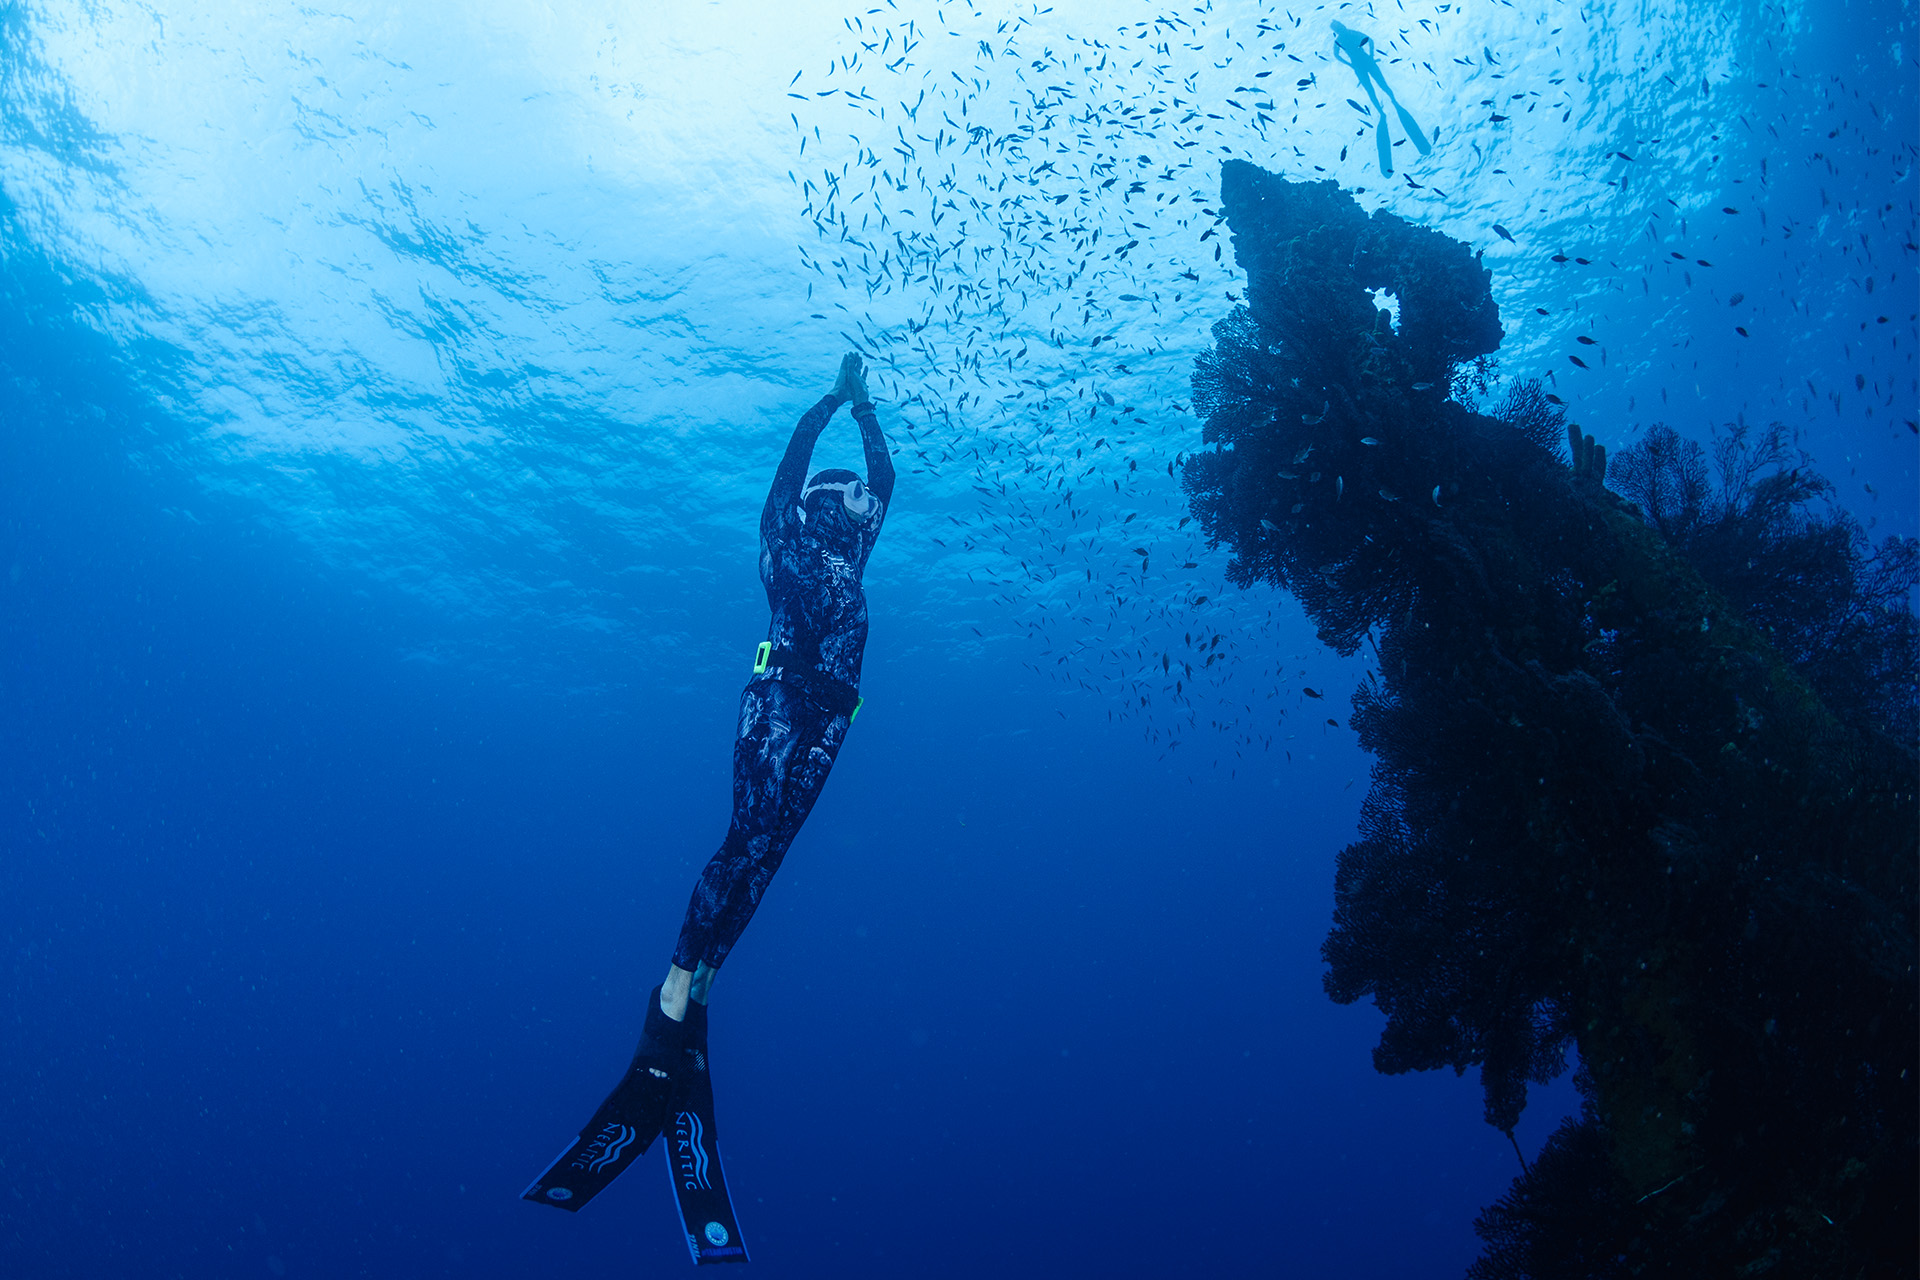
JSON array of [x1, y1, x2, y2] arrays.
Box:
[[523, 988, 682, 1212], [665, 1002, 750, 1264], [522, 1086, 663, 1211]]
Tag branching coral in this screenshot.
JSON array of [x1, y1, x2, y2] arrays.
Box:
[[1611, 421, 1919, 745], [1185, 160, 1918, 1277]]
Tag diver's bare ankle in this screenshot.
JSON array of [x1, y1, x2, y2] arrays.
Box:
[[660, 966, 693, 1021]]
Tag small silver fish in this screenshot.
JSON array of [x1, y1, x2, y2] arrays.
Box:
[[1260, 518, 1280, 530], [1336, 475, 1344, 499], [1301, 401, 1330, 425], [1412, 382, 1435, 390], [1379, 488, 1400, 502], [1293, 445, 1314, 464], [1360, 437, 1381, 446], [1277, 470, 1300, 479], [1432, 485, 1443, 505]]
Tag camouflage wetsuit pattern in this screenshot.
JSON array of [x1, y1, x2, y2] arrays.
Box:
[[671, 394, 893, 971]]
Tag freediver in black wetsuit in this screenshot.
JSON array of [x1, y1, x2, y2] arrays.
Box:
[[665, 350, 893, 1008], [529, 354, 893, 1208]]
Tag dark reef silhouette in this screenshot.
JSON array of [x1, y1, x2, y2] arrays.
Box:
[[1182, 160, 1917, 1277]]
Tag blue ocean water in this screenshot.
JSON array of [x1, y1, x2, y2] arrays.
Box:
[[2, 2, 1912, 1277]]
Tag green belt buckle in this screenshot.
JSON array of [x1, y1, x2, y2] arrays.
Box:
[[752, 641, 772, 674], [850, 696, 864, 722]]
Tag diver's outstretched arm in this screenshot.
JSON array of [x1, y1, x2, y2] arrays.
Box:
[[762, 379, 841, 543], [855, 400, 894, 510]]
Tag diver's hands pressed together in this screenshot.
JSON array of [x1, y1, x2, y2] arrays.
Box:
[[828, 351, 869, 406]]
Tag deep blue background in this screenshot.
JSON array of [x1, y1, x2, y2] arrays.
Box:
[[4, 0, 1913, 1275], [1, 294, 1572, 1277]]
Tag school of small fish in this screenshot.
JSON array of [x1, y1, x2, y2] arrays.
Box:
[[776, 0, 1913, 775]]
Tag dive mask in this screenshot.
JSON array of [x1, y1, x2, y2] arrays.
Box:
[[801, 476, 878, 521]]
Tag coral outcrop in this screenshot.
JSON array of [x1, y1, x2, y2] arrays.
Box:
[[1183, 160, 1917, 1277]]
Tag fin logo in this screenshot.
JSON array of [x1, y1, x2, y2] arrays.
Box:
[[703, 1221, 730, 1248], [674, 1111, 712, 1191], [574, 1123, 638, 1174]]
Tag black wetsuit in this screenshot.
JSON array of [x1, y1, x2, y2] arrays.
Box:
[[671, 394, 894, 972]]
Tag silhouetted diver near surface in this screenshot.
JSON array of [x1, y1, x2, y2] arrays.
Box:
[[525, 354, 894, 1246], [1332, 20, 1433, 177]]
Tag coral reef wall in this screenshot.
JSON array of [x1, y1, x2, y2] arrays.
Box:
[[1183, 160, 1917, 1277]]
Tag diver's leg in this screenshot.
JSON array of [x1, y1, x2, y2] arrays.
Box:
[[663, 680, 789, 1018], [1354, 45, 1430, 157], [1377, 79, 1432, 154], [694, 692, 849, 969], [664, 681, 849, 1005], [666, 688, 850, 1005], [1355, 72, 1394, 175]]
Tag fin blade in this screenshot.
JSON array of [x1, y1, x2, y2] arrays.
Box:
[[667, 1041, 750, 1263], [524, 1074, 669, 1212]]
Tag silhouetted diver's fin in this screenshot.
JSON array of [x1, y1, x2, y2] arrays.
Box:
[[1392, 98, 1433, 155]]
